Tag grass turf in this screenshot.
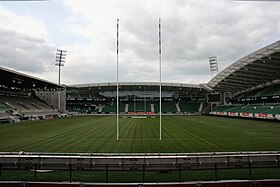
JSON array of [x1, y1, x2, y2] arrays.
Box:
[[0, 115, 280, 153]]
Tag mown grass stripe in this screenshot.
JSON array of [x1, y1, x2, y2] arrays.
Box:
[[0, 115, 280, 153]]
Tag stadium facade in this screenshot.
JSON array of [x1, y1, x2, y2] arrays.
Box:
[[1, 40, 280, 122]]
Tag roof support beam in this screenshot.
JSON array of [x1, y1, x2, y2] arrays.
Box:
[[250, 61, 280, 69], [246, 63, 280, 73], [224, 77, 261, 85], [222, 78, 256, 86], [217, 81, 249, 89], [239, 68, 278, 80], [232, 71, 273, 80], [214, 85, 240, 92]]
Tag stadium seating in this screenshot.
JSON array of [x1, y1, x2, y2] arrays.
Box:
[[0, 102, 10, 112], [67, 93, 81, 99], [99, 100, 204, 114], [202, 101, 209, 111], [213, 104, 280, 115], [239, 88, 263, 99], [154, 102, 177, 113], [67, 104, 101, 113], [0, 95, 58, 120], [179, 100, 200, 113], [1, 96, 59, 123], [217, 84, 280, 119], [68, 108, 87, 113], [102, 102, 116, 113], [66, 84, 209, 115], [214, 105, 238, 112], [128, 101, 151, 112], [234, 84, 280, 99], [0, 96, 53, 112], [258, 84, 280, 97], [102, 102, 125, 113], [265, 105, 280, 114], [0, 102, 11, 123]]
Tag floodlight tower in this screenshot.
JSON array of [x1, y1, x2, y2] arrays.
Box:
[[209, 56, 218, 74], [55, 49, 67, 110], [55, 49, 67, 85]]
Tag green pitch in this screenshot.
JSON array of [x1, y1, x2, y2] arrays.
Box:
[[0, 115, 280, 153]]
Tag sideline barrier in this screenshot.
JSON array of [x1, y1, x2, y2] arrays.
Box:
[[1, 179, 280, 187], [0, 151, 279, 171]]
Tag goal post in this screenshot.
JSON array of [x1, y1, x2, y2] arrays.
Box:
[[116, 18, 162, 140]]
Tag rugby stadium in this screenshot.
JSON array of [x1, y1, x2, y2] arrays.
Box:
[[1, 41, 280, 186]]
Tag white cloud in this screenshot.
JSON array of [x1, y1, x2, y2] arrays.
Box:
[[0, 5, 48, 39], [2, 0, 280, 85], [0, 5, 55, 77], [58, 0, 280, 85]]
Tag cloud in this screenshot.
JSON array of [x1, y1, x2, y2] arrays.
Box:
[[0, 29, 55, 72], [1, 0, 280, 85], [0, 5, 55, 76], [0, 5, 48, 38], [59, 0, 280, 84]]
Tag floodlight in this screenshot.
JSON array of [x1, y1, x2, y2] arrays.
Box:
[[209, 56, 218, 74], [55, 49, 67, 85]]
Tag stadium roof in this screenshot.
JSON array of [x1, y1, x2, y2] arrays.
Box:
[[208, 40, 280, 94], [0, 66, 64, 90], [68, 82, 212, 93]]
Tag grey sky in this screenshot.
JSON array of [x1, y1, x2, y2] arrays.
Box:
[[0, 0, 280, 85]]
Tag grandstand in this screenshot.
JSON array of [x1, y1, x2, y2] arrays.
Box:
[[0, 66, 65, 123], [208, 41, 280, 120], [66, 82, 210, 115]]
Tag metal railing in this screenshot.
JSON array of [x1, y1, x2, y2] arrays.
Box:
[[0, 151, 279, 182]]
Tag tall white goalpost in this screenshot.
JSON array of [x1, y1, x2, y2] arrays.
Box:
[[159, 18, 162, 140], [116, 18, 119, 140], [116, 18, 162, 140]]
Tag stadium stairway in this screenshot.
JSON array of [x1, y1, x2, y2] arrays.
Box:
[[125, 103, 128, 113], [151, 103, 154, 112], [198, 102, 203, 112], [175, 103, 181, 112]]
